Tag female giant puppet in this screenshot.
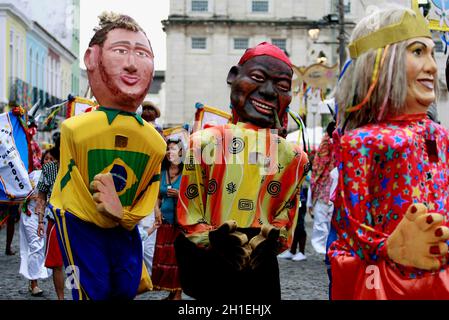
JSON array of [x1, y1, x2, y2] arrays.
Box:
[[328, 6, 449, 299]]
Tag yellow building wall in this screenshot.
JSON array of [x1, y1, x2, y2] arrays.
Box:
[[61, 59, 72, 98], [6, 16, 27, 103]]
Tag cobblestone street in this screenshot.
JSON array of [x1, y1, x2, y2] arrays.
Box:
[[0, 215, 329, 300]]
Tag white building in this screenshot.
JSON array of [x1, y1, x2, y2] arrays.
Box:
[[0, 2, 78, 110], [8, 0, 75, 50], [163, 0, 360, 127], [4, 0, 81, 97], [162, 0, 449, 129]]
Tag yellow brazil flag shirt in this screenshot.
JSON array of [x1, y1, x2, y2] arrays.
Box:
[[50, 107, 166, 230]]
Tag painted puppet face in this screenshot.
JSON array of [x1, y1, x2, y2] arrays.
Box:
[[404, 37, 437, 114], [85, 28, 154, 112], [228, 55, 292, 128]]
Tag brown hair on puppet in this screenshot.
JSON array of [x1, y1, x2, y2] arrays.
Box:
[[89, 12, 151, 48]]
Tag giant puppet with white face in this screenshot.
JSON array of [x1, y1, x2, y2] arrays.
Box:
[[49, 13, 166, 300], [328, 7, 449, 300]]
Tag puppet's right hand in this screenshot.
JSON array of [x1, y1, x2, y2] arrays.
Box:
[[90, 173, 123, 222], [387, 203, 449, 270], [248, 224, 280, 270], [208, 220, 251, 271]]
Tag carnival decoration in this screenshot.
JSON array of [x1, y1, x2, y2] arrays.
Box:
[[192, 102, 232, 133], [42, 100, 67, 130], [162, 125, 190, 152], [412, 0, 449, 32], [27, 99, 41, 125], [42, 95, 98, 131], [292, 63, 339, 90], [288, 109, 310, 154], [412, 0, 449, 51], [66, 95, 98, 119], [0, 107, 33, 204], [292, 63, 339, 118]]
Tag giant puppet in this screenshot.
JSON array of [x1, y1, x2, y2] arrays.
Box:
[[49, 12, 166, 300], [328, 7, 449, 299], [174, 42, 310, 300]]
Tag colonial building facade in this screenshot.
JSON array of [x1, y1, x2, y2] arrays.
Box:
[[162, 0, 449, 129], [162, 0, 360, 127], [0, 0, 80, 111]]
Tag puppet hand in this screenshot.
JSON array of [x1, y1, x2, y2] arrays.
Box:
[[90, 173, 123, 222], [209, 220, 251, 271], [248, 224, 280, 270], [387, 203, 449, 270]]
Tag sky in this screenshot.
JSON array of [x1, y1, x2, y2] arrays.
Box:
[[79, 0, 170, 70]]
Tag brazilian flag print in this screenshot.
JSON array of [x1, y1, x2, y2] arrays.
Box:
[[88, 150, 149, 207], [49, 110, 167, 230]]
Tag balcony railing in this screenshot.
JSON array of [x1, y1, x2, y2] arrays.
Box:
[[8, 77, 63, 109]]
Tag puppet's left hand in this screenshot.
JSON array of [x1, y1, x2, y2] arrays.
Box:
[[90, 173, 123, 222]]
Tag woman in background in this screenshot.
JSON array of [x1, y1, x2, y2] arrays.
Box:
[[18, 150, 54, 296], [152, 138, 184, 300]]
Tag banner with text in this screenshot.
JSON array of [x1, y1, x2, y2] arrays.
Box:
[[0, 111, 33, 203]]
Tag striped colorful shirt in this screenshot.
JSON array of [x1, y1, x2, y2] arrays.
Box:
[[177, 122, 310, 250], [329, 113, 449, 278], [49, 107, 166, 230]]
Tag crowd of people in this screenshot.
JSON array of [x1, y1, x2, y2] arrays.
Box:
[[2, 3, 449, 301]]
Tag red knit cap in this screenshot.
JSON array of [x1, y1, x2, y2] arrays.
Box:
[[238, 42, 292, 68]]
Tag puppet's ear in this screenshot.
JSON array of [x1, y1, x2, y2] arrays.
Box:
[[227, 66, 240, 85], [84, 46, 101, 72]]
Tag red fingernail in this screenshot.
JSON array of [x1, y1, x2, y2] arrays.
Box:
[[430, 246, 440, 255], [411, 205, 417, 213], [435, 228, 444, 237], [427, 216, 434, 224]]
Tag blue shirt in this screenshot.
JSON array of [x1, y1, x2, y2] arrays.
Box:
[[159, 169, 181, 224]]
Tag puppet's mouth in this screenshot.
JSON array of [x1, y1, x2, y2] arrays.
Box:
[[417, 79, 434, 90], [251, 98, 276, 115], [120, 75, 140, 85]]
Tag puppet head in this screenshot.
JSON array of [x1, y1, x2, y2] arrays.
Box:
[[336, 7, 436, 130], [227, 42, 293, 131], [84, 12, 154, 112]]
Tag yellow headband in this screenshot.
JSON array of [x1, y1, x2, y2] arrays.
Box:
[[348, 11, 431, 59]]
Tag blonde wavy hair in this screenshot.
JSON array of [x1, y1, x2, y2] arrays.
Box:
[[336, 6, 438, 130]]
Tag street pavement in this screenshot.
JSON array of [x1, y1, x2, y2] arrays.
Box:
[[0, 214, 329, 300]]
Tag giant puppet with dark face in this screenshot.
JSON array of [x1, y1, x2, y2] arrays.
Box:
[[49, 13, 166, 300], [227, 42, 293, 132], [175, 42, 309, 301]]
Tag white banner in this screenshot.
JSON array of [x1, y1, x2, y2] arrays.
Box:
[[0, 113, 33, 200]]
